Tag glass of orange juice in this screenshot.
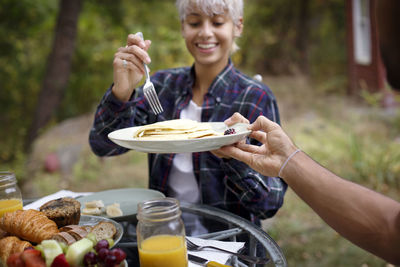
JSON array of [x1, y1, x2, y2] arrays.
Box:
[[137, 198, 188, 267], [0, 171, 23, 217]]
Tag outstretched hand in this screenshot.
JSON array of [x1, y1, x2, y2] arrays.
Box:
[[211, 113, 249, 159], [219, 114, 298, 177]]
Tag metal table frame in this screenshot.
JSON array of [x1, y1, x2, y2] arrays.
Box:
[[23, 199, 287, 267], [117, 202, 286, 267]]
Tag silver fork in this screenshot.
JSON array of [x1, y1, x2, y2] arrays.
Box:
[[137, 32, 163, 115], [186, 238, 270, 265]]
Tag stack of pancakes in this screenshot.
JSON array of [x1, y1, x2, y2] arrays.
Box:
[[133, 119, 222, 140]]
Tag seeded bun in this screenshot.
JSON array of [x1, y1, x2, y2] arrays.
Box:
[[40, 197, 81, 228]]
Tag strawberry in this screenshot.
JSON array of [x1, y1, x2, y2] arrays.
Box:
[[20, 249, 46, 267], [6, 253, 25, 267], [51, 254, 70, 267]]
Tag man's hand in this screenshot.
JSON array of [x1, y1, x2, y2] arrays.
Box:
[[219, 115, 298, 177], [211, 113, 249, 159]]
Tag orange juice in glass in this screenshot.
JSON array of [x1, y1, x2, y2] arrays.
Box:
[[139, 235, 187, 267], [0, 171, 23, 217], [0, 199, 23, 217], [137, 198, 188, 267]]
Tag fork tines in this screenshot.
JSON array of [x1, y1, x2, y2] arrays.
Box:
[[144, 84, 163, 114]]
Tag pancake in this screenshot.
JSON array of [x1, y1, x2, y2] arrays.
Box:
[[133, 119, 223, 140]]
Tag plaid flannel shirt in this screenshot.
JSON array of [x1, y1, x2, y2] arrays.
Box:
[[89, 60, 287, 224]]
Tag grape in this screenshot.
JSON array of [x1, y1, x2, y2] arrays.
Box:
[[95, 239, 109, 252], [104, 255, 117, 267], [83, 252, 97, 266], [97, 248, 110, 262], [110, 248, 126, 263]]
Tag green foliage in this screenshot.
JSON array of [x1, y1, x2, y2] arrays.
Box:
[[359, 89, 383, 107], [289, 103, 400, 191], [0, 0, 351, 179], [59, 0, 189, 119], [241, 0, 347, 87], [0, 0, 57, 165]]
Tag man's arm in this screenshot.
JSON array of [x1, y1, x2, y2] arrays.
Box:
[[221, 114, 400, 264], [282, 151, 400, 264]]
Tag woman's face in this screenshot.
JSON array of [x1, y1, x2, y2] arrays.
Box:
[[181, 9, 242, 68]]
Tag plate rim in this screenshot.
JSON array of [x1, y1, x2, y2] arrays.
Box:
[[77, 188, 165, 221], [79, 214, 124, 245], [107, 122, 251, 153]]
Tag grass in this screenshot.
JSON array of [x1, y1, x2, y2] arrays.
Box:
[[23, 75, 400, 266]]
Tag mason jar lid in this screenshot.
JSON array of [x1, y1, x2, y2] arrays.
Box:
[[0, 171, 17, 187]]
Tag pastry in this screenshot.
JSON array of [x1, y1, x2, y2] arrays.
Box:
[[0, 209, 59, 244], [39, 197, 81, 228], [0, 227, 8, 239], [0, 236, 32, 263]]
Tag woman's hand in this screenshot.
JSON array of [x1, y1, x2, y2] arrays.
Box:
[[219, 115, 298, 177], [112, 33, 152, 102], [211, 112, 249, 159]]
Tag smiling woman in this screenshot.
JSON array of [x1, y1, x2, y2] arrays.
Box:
[[176, 0, 243, 54], [89, 0, 286, 239]]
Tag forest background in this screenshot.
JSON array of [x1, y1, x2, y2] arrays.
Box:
[[1, 0, 400, 266]]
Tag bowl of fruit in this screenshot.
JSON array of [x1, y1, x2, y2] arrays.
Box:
[[7, 236, 127, 267]]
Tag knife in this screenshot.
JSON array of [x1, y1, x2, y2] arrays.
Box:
[[188, 254, 232, 267]]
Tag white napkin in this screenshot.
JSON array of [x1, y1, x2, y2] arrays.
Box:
[[23, 190, 92, 210], [187, 236, 245, 267]]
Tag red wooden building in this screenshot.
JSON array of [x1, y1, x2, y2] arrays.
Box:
[[346, 0, 386, 94]]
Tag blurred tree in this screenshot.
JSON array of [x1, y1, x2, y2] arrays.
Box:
[[25, 0, 83, 152], [0, 0, 347, 175]]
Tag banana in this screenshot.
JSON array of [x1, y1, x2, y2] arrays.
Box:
[[106, 203, 123, 217], [84, 200, 104, 209]]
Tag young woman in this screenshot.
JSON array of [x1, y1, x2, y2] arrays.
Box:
[[89, 0, 286, 232]]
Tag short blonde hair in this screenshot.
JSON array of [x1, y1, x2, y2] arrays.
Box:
[[176, 0, 243, 53]]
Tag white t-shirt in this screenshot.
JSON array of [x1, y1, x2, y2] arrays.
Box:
[[168, 100, 202, 203]]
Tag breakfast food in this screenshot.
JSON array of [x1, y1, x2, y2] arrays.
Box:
[[82, 200, 123, 218], [0, 236, 33, 263], [52, 225, 89, 245], [0, 227, 8, 239], [90, 222, 117, 241], [133, 119, 223, 140], [82, 200, 104, 216], [84, 200, 104, 209], [6, 247, 45, 267], [224, 128, 236, 135], [0, 209, 59, 244], [106, 203, 123, 217], [39, 197, 81, 228]]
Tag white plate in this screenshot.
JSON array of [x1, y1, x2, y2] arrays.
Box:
[[77, 188, 165, 222], [107, 122, 251, 153], [79, 215, 123, 245]]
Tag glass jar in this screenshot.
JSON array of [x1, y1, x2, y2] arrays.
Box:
[[137, 197, 188, 267], [0, 171, 23, 217]]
